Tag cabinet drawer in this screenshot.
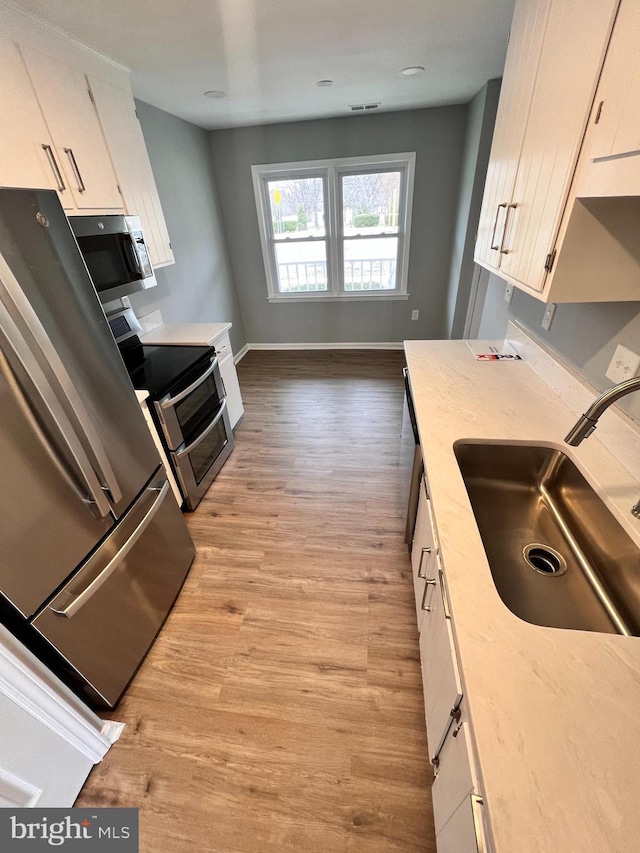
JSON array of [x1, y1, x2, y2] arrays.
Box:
[[411, 479, 438, 631], [214, 331, 233, 363]]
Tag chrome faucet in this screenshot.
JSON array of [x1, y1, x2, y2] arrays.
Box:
[[564, 375, 640, 518]]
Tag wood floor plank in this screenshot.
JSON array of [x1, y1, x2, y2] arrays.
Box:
[[76, 350, 435, 853]]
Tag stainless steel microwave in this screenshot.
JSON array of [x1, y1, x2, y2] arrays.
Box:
[[70, 214, 157, 303]]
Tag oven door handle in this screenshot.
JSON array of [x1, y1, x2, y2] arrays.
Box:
[[160, 356, 219, 410], [175, 398, 227, 459]]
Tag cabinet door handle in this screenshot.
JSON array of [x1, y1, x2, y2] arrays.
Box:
[[417, 546, 431, 579], [471, 794, 487, 853], [500, 203, 518, 254], [64, 148, 86, 193], [42, 144, 66, 192], [421, 578, 437, 612], [438, 568, 452, 620], [490, 202, 507, 250]]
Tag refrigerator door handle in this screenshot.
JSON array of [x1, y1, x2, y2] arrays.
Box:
[[0, 301, 112, 518], [160, 356, 219, 410], [51, 481, 171, 618], [0, 253, 122, 505]]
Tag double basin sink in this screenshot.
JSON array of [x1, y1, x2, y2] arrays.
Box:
[[454, 442, 640, 636]]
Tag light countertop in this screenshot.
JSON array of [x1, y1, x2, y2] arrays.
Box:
[[134, 389, 149, 404], [139, 322, 231, 347], [405, 329, 640, 852]]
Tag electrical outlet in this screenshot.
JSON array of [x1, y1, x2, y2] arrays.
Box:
[[541, 303, 556, 331], [504, 283, 514, 304], [605, 344, 640, 384], [411, 310, 419, 321], [121, 296, 131, 308]]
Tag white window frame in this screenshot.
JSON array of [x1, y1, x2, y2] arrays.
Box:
[[251, 153, 415, 302]]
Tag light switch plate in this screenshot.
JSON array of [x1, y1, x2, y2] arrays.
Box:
[[504, 283, 514, 304], [606, 344, 640, 384], [541, 303, 556, 331]]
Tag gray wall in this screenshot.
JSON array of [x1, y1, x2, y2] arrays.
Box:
[[210, 107, 468, 344], [130, 100, 246, 353], [445, 79, 501, 339], [478, 272, 640, 422]]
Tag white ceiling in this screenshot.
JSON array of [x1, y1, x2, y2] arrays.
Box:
[[13, 0, 515, 129]]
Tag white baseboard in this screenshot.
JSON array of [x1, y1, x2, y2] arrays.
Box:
[[244, 342, 404, 351], [234, 344, 250, 364]]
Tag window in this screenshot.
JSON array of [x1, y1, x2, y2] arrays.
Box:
[[252, 153, 415, 301]]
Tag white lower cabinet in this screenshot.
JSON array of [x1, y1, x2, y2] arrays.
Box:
[[433, 723, 490, 852], [420, 562, 463, 766], [411, 493, 490, 851], [214, 331, 245, 429]]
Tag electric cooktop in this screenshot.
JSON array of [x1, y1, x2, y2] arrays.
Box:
[[127, 344, 214, 399]]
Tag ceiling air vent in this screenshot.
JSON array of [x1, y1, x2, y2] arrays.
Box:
[[349, 103, 381, 112]]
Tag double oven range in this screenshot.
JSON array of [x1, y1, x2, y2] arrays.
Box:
[[108, 308, 234, 510]]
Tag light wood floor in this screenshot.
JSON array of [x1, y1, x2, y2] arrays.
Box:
[[76, 350, 435, 853]]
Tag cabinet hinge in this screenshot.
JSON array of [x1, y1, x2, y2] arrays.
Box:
[[594, 100, 604, 125], [544, 249, 557, 273], [87, 87, 94, 103]]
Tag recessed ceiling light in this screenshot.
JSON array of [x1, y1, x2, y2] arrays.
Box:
[[204, 90, 227, 99], [316, 80, 334, 87], [400, 66, 425, 77]]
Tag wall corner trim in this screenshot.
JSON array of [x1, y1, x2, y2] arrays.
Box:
[[234, 344, 250, 363], [0, 626, 116, 764]]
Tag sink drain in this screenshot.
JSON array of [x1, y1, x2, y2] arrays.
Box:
[[523, 543, 567, 576]]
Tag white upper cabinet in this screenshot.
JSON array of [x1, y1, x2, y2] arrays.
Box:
[[475, 0, 552, 268], [87, 75, 175, 268], [20, 46, 123, 212], [0, 4, 174, 268], [587, 0, 640, 161], [0, 37, 58, 195], [475, 0, 619, 299]]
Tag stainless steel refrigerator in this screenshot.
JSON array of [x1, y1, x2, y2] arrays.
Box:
[[0, 188, 195, 708]]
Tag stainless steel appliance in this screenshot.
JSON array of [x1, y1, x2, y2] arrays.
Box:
[[0, 188, 195, 708], [402, 366, 423, 547], [108, 308, 234, 511], [69, 214, 157, 303]]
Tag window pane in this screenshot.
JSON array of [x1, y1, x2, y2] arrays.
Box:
[[343, 237, 398, 291], [267, 177, 325, 239], [342, 171, 401, 235], [274, 241, 328, 292]]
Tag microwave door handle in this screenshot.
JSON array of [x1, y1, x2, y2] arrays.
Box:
[[121, 235, 144, 280], [160, 356, 219, 410], [175, 398, 227, 459], [0, 303, 112, 518], [51, 481, 170, 618], [0, 254, 122, 506]]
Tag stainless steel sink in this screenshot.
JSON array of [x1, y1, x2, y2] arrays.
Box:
[[454, 441, 640, 636]]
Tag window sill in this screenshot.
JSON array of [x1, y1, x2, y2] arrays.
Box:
[[267, 293, 410, 303]]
